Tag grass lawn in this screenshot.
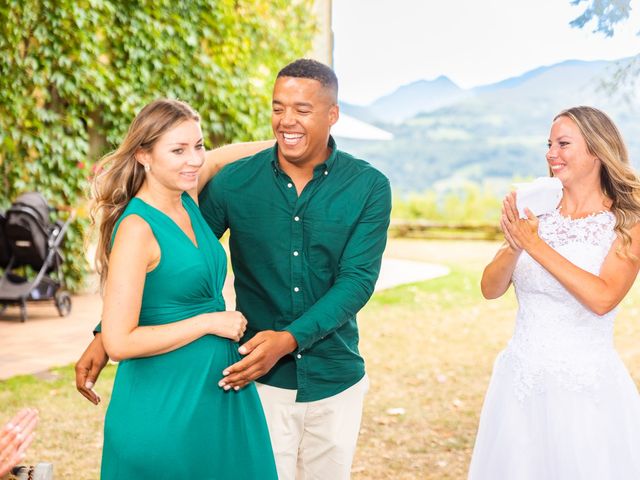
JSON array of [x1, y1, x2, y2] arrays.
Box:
[[2, 239, 640, 479]]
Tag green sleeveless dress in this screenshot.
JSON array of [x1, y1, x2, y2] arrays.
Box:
[[101, 193, 277, 480]]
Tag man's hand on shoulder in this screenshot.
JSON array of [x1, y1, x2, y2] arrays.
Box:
[[218, 330, 297, 390]]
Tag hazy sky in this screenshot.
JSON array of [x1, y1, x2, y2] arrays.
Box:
[[332, 0, 640, 105]]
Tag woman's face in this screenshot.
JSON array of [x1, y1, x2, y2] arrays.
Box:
[[141, 119, 205, 192], [546, 115, 600, 187]]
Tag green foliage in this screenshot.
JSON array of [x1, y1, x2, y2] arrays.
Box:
[[0, 0, 316, 290], [392, 182, 503, 223]]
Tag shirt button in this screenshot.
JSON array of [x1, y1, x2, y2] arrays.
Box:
[[293, 251, 299, 256], [324, 171, 328, 176], [294, 216, 300, 222], [287, 182, 293, 188], [294, 287, 300, 292], [296, 354, 302, 359]]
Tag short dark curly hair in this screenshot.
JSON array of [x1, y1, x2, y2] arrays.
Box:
[[277, 58, 338, 102]]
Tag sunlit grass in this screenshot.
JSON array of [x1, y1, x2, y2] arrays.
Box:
[[1, 365, 116, 479], [2, 239, 640, 479]]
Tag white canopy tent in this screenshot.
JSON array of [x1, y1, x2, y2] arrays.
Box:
[[331, 113, 393, 141]]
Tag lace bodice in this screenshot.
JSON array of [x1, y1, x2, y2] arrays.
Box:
[[503, 208, 620, 400]]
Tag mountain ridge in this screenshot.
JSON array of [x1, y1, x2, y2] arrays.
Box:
[[336, 56, 639, 194], [340, 57, 630, 124]]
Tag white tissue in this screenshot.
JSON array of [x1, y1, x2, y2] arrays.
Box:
[[514, 177, 563, 219]]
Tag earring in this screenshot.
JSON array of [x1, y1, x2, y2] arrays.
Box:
[[144, 164, 150, 173]]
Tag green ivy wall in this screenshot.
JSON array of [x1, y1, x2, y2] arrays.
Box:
[[0, 0, 316, 290]]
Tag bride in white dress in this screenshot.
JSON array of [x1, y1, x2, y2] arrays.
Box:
[[468, 106, 640, 480]]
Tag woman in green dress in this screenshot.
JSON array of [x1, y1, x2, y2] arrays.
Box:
[[92, 99, 277, 479]]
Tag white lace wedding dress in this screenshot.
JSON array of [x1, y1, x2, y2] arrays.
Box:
[[468, 209, 640, 480]]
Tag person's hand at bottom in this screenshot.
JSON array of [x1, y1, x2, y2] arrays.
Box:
[[0, 408, 39, 477]]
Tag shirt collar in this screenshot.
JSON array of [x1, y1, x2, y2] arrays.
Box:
[[270, 136, 338, 176]]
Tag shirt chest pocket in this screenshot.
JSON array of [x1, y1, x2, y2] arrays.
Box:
[[305, 220, 353, 272]]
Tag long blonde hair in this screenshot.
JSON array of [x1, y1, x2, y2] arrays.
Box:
[[91, 99, 200, 288], [554, 106, 640, 253]]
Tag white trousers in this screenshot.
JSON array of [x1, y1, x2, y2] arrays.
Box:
[[256, 374, 369, 480]]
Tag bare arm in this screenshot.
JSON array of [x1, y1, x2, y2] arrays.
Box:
[[503, 194, 640, 315], [523, 228, 640, 315], [101, 215, 247, 362], [480, 242, 521, 299], [198, 140, 275, 193], [480, 194, 524, 299]]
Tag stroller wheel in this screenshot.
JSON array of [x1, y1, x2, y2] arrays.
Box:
[[55, 291, 72, 317]]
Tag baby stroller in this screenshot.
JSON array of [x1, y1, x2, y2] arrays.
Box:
[[0, 192, 74, 322]]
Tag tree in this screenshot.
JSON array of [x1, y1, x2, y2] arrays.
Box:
[[0, 0, 317, 290], [569, 0, 639, 99], [570, 0, 633, 36]]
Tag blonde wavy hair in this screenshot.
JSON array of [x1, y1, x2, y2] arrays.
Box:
[[91, 98, 200, 288], [554, 106, 640, 254]]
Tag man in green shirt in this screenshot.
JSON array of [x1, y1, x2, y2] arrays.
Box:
[[201, 59, 391, 479], [76, 59, 391, 479]]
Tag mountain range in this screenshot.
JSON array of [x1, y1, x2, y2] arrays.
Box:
[[337, 57, 639, 195]]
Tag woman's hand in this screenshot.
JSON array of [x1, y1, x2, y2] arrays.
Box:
[[210, 311, 248, 342], [501, 192, 542, 253]]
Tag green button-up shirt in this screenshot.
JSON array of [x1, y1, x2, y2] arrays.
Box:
[[199, 137, 391, 402]]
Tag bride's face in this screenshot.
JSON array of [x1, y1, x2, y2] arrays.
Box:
[[546, 116, 600, 187]]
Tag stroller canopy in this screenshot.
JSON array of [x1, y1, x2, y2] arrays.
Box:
[[4, 192, 58, 270], [11, 192, 52, 227]]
